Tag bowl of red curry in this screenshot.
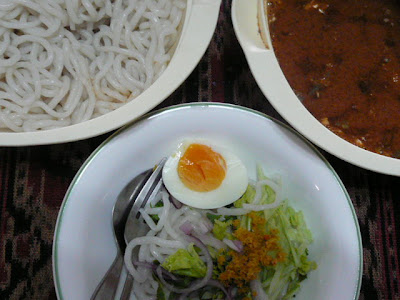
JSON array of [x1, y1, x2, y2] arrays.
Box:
[[232, 0, 400, 176]]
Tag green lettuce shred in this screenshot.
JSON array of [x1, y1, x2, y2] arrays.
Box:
[[212, 219, 233, 240], [156, 284, 166, 300], [161, 243, 207, 278], [256, 165, 277, 205], [261, 201, 317, 299]]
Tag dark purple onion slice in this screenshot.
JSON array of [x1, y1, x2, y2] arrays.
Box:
[[223, 238, 244, 253], [155, 234, 213, 294], [233, 240, 243, 251], [179, 220, 194, 235], [169, 195, 183, 209], [227, 285, 235, 298], [133, 261, 155, 270], [195, 232, 226, 250], [133, 261, 178, 281]]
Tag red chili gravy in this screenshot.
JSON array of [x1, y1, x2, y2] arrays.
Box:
[[267, 0, 400, 158]]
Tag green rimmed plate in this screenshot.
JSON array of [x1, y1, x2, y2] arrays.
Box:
[[52, 103, 362, 299]]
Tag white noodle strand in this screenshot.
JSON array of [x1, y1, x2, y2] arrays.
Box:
[[0, 0, 185, 132]]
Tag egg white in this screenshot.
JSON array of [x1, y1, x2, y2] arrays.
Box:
[[162, 139, 248, 209]]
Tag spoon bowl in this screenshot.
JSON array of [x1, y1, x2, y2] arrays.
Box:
[[112, 170, 152, 251]]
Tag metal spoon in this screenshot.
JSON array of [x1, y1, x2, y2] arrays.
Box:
[[90, 168, 152, 300], [120, 161, 166, 299]]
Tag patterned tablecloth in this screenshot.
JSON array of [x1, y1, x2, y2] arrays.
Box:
[[0, 1, 399, 299]]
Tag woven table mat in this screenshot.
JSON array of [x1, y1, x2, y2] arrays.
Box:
[[1, 1, 399, 299]]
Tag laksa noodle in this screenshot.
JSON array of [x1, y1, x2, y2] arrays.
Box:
[[265, 0, 400, 158], [0, 0, 185, 132]]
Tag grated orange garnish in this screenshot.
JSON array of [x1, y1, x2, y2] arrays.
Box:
[[217, 212, 286, 292]]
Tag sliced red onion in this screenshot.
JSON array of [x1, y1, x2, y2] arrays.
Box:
[[203, 219, 214, 231], [133, 261, 155, 269], [195, 232, 226, 250], [227, 285, 235, 298], [233, 240, 244, 252], [169, 195, 183, 209], [250, 278, 268, 300], [155, 234, 213, 294], [133, 261, 178, 281], [197, 220, 212, 234], [200, 219, 213, 233], [223, 238, 243, 253], [179, 220, 194, 235], [179, 222, 225, 249]]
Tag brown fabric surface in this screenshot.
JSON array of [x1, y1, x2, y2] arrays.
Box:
[[0, 1, 399, 299]]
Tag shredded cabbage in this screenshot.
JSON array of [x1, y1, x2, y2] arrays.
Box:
[[234, 166, 317, 299]]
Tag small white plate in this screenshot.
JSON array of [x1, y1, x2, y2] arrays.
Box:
[[231, 0, 400, 176], [52, 103, 362, 300], [0, 0, 221, 146]]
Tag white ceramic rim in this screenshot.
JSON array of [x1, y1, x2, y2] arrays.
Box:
[[231, 0, 400, 176], [0, 0, 222, 146], [52, 102, 363, 300]]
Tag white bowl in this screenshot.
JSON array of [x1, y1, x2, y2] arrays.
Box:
[[0, 0, 222, 146], [53, 103, 362, 300], [231, 0, 400, 176]]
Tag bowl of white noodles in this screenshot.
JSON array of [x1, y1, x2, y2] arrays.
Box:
[[0, 0, 221, 145]]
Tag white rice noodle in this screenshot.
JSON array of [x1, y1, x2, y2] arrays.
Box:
[[132, 274, 157, 300], [0, 0, 186, 132], [253, 178, 281, 204], [138, 189, 170, 232], [243, 178, 283, 211], [124, 191, 217, 298], [216, 207, 251, 216], [216, 178, 283, 214], [124, 236, 184, 282]]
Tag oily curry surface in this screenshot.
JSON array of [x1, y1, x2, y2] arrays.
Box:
[[267, 0, 400, 158]]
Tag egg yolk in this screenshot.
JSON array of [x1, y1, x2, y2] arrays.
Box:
[[178, 143, 227, 192]]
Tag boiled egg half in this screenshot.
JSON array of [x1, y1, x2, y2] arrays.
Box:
[[162, 139, 248, 209]]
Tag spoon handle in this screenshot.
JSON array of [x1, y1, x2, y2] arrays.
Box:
[[120, 272, 134, 300], [90, 254, 123, 300]]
